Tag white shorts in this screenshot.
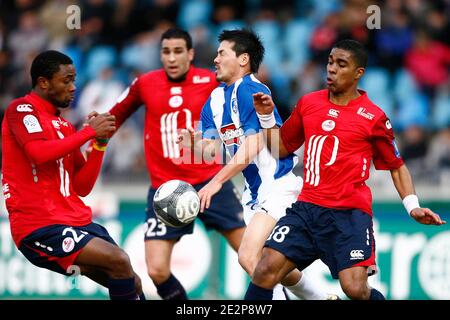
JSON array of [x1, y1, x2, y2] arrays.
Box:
[[242, 172, 303, 225]]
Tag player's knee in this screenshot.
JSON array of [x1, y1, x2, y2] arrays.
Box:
[[107, 249, 133, 278], [252, 260, 278, 287], [147, 263, 170, 284], [341, 282, 369, 300]]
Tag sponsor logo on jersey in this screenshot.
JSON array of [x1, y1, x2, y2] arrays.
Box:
[[193, 75, 210, 84], [220, 123, 244, 146], [169, 95, 183, 108], [52, 118, 69, 129], [350, 249, 364, 260], [23, 114, 43, 133], [357, 107, 375, 120], [16, 104, 33, 112], [386, 120, 392, 129], [328, 109, 339, 118], [2, 183, 10, 200], [170, 87, 182, 95], [62, 237, 75, 253], [321, 119, 335, 131]]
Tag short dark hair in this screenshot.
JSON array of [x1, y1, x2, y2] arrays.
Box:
[[31, 50, 73, 87], [160, 28, 193, 50], [218, 29, 265, 73], [333, 39, 368, 68]]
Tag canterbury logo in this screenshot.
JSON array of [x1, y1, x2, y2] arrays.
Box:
[[305, 135, 339, 187], [17, 104, 33, 112], [328, 109, 339, 118], [160, 109, 192, 159], [350, 250, 364, 260]]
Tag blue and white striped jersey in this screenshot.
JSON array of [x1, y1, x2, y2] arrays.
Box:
[[200, 74, 297, 203]]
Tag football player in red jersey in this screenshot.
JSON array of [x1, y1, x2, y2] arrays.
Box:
[[109, 28, 246, 300], [2, 50, 145, 300], [245, 40, 446, 300]]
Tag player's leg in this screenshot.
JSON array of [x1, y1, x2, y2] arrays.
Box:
[[323, 208, 383, 300], [199, 179, 246, 254], [219, 226, 245, 252], [250, 201, 324, 299], [280, 267, 338, 300], [245, 247, 296, 299], [145, 239, 187, 300], [18, 223, 141, 300], [237, 212, 277, 275], [257, 179, 332, 300], [238, 208, 325, 300], [144, 186, 192, 300], [338, 266, 374, 300], [74, 237, 140, 300], [82, 267, 145, 300]]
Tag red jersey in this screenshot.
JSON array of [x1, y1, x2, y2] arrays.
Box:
[[110, 66, 222, 189], [280, 89, 404, 215], [2, 93, 94, 246]]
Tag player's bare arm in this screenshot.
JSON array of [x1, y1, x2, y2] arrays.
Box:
[[253, 92, 290, 159], [198, 132, 263, 212], [391, 164, 446, 225], [176, 127, 221, 160]]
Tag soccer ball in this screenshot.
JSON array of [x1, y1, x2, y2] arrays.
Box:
[[153, 180, 200, 228]]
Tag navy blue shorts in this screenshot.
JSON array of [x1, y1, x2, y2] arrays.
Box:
[[19, 223, 117, 275], [265, 201, 376, 279], [144, 179, 245, 240]]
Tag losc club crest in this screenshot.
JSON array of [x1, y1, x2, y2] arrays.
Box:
[[62, 237, 75, 253], [169, 95, 183, 108]]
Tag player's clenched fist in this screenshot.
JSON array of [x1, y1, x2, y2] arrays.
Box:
[[86, 112, 116, 138]]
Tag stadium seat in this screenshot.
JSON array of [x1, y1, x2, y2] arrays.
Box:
[[359, 68, 390, 96], [252, 20, 283, 75], [85, 46, 117, 79], [177, 0, 212, 29], [120, 41, 160, 72], [431, 91, 450, 130], [283, 19, 313, 76], [396, 92, 430, 131], [306, 0, 342, 21], [367, 93, 395, 121], [393, 68, 419, 102]]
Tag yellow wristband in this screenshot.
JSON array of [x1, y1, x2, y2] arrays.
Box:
[[92, 142, 107, 152]]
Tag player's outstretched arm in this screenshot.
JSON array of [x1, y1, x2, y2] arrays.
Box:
[[391, 164, 446, 225], [176, 127, 220, 159], [107, 79, 143, 135], [198, 132, 263, 212], [253, 92, 291, 159]]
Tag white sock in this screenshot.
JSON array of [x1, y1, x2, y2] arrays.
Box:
[[272, 283, 286, 300], [286, 274, 327, 300]]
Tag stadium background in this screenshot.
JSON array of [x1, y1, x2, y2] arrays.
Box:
[[0, 0, 449, 299]]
